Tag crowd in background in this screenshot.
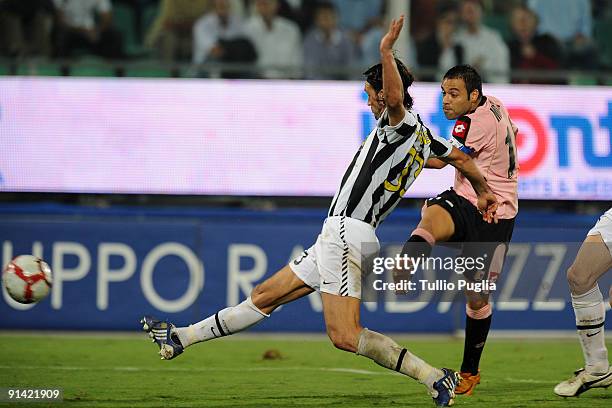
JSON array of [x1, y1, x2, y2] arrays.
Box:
[[0, 0, 611, 83]]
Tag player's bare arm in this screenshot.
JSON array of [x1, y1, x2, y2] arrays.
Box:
[[380, 15, 405, 126], [425, 158, 448, 169], [441, 146, 498, 223]]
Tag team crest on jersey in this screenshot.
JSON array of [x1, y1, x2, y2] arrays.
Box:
[[452, 116, 471, 139]]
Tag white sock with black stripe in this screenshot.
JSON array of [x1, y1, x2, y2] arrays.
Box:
[[572, 285, 609, 375], [175, 297, 269, 348], [356, 328, 443, 394]]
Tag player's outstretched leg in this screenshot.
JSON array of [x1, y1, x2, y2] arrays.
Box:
[[141, 264, 313, 360], [321, 293, 461, 407], [554, 233, 612, 397]]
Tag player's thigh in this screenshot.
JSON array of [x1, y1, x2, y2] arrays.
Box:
[[321, 292, 362, 351], [419, 204, 455, 242], [251, 264, 314, 314], [567, 233, 612, 294]]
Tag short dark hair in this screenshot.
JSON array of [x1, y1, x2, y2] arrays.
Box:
[[443, 64, 482, 99], [363, 58, 414, 109], [315, 1, 336, 13]]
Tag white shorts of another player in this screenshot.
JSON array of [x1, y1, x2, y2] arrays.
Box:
[[587, 208, 612, 256]]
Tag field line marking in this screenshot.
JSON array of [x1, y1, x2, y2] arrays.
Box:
[[0, 365, 558, 384], [504, 377, 556, 384], [0, 364, 386, 376]]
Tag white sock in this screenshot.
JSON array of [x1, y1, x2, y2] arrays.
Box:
[[357, 328, 443, 394], [571, 285, 609, 375], [175, 297, 269, 348]]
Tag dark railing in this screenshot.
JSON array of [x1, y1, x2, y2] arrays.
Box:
[[2, 57, 612, 85]]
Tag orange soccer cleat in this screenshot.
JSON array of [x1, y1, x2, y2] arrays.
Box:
[[455, 371, 481, 395]]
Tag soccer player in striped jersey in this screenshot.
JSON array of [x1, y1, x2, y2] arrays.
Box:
[[397, 65, 518, 395], [142, 16, 497, 407], [554, 208, 612, 397]]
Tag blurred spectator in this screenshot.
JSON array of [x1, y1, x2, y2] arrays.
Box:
[[54, 0, 125, 59], [193, 0, 256, 78], [278, 0, 317, 33], [192, 0, 243, 64], [410, 0, 439, 42], [360, 19, 417, 72], [114, 0, 158, 44], [0, 0, 55, 57], [145, 0, 209, 62], [245, 0, 318, 32], [507, 5, 562, 81], [417, 6, 465, 81], [303, 2, 356, 80], [455, 0, 510, 83], [527, 0, 597, 68], [331, 0, 383, 34], [244, 0, 302, 79]]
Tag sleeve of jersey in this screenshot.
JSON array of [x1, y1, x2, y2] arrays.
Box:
[[449, 116, 483, 155], [429, 133, 453, 158]]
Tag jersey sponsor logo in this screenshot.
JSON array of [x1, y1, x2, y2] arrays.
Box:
[[452, 116, 471, 139]]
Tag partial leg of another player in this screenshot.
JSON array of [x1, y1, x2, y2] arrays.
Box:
[[142, 264, 313, 359], [554, 233, 612, 397], [320, 292, 460, 407]]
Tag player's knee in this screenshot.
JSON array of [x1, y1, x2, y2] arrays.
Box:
[[467, 298, 488, 311], [251, 283, 276, 313], [566, 264, 595, 294], [419, 205, 454, 242], [326, 326, 358, 352]]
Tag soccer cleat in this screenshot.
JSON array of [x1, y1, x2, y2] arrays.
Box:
[[431, 368, 461, 407], [140, 315, 184, 360], [554, 366, 612, 397], [455, 371, 481, 395]]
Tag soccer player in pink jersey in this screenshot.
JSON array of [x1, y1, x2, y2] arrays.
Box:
[[397, 65, 518, 395]]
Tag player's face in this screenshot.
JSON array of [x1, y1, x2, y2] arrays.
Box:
[[365, 82, 384, 119], [441, 78, 472, 119]]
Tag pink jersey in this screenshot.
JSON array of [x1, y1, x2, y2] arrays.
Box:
[[450, 95, 519, 219]]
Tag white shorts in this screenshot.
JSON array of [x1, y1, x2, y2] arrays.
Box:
[[289, 216, 379, 299], [587, 208, 612, 256]]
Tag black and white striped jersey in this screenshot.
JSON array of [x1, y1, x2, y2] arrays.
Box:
[[328, 109, 452, 228]]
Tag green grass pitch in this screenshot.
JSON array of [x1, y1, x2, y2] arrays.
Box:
[[0, 333, 610, 407]]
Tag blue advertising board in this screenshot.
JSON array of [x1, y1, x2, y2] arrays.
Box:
[[0, 205, 609, 332]]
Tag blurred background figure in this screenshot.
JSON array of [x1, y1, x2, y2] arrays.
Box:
[[192, 0, 256, 78], [360, 16, 418, 71], [53, 0, 125, 59], [303, 1, 356, 80], [455, 0, 509, 83], [527, 0, 597, 68], [417, 4, 464, 82], [244, 0, 302, 79], [192, 0, 243, 65], [145, 0, 209, 63], [0, 0, 55, 58], [331, 0, 384, 43], [507, 5, 562, 83]]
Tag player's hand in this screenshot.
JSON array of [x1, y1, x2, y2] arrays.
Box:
[[380, 15, 405, 53], [477, 192, 498, 224]]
